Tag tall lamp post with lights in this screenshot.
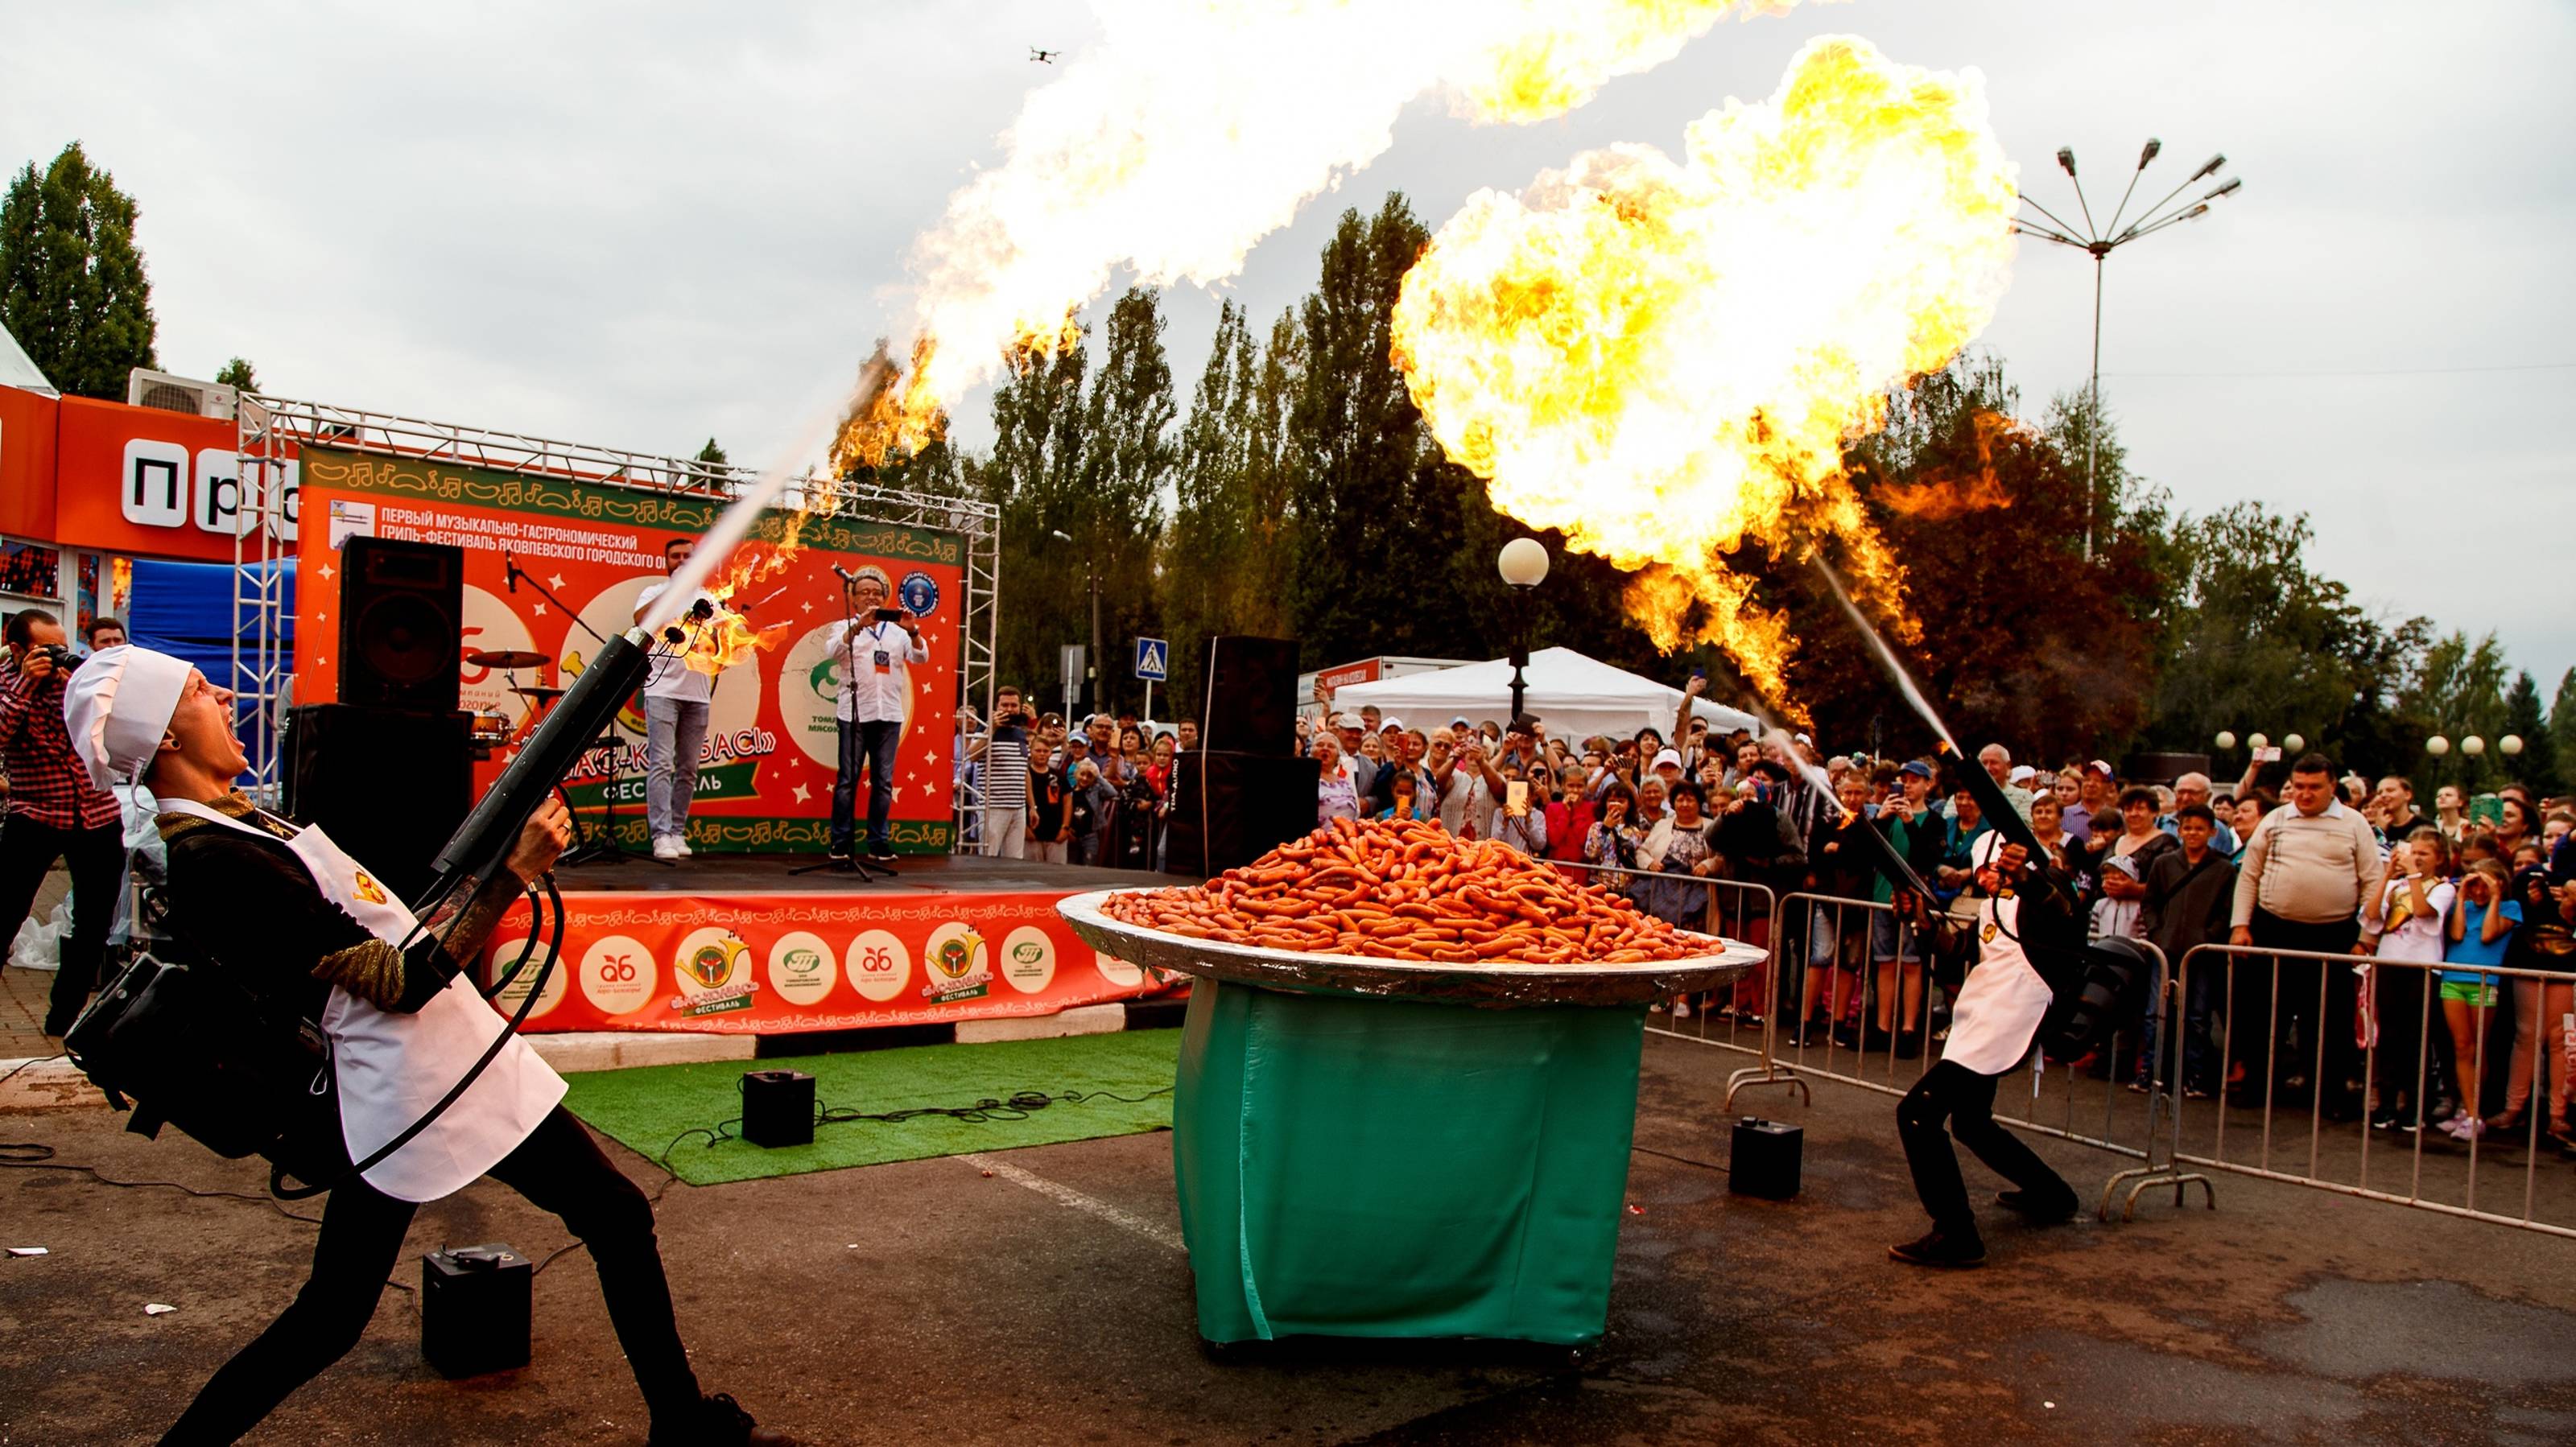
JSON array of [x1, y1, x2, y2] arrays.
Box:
[[1049, 528, 1102, 715], [2016, 139, 2244, 561], [1497, 538, 1550, 722]]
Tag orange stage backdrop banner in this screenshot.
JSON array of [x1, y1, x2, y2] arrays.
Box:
[[477, 890, 1168, 1034], [292, 446, 965, 853]]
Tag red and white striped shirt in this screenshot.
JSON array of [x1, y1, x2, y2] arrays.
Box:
[[0, 655, 122, 831]]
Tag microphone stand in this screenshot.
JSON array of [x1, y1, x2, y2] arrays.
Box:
[[504, 554, 671, 869]]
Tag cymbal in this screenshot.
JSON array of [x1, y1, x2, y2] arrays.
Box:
[[468, 649, 551, 670], [510, 685, 568, 700]]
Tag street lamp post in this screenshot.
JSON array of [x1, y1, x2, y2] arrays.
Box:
[[2015, 138, 2243, 562], [1050, 528, 1102, 715], [1496, 538, 1550, 722]]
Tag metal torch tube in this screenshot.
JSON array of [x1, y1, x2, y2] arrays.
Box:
[[422, 626, 654, 906]]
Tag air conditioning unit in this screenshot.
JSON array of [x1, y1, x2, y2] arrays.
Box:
[[126, 368, 238, 421]]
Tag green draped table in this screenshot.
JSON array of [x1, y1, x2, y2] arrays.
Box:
[[1059, 890, 1763, 1348]]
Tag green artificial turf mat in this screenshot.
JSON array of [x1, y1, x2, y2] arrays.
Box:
[[563, 1029, 1179, 1185]]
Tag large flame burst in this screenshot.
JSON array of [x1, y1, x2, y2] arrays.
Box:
[[1391, 35, 2018, 708]]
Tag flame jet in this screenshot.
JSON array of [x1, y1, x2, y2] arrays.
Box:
[[1391, 35, 2019, 710]]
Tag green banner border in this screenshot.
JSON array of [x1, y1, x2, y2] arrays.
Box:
[[301, 445, 964, 567]]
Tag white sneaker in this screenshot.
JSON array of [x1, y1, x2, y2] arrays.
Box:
[[671, 836, 693, 858], [652, 835, 683, 860]]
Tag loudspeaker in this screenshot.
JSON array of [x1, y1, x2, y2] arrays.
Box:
[[741, 1069, 816, 1148], [1728, 1117, 1802, 1200], [337, 534, 462, 712], [285, 703, 473, 902], [420, 1244, 531, 1379], [1197, 636, 1298, 756], [1164, 748, 1321, 876]]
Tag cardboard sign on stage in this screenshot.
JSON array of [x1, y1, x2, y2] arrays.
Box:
[[291, 447, 965, 853], [477, 890, 1167, 1034]]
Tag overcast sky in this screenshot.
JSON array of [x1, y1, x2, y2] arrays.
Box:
[[7, 1, 2569, 687]]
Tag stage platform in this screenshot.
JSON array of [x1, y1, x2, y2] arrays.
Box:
[[483, 853, 1183, 1037]]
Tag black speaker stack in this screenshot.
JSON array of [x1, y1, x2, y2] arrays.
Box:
[[1165, 636, 1319, 876], [287, 534, 470, 901]]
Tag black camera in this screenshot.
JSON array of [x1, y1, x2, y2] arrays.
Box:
[[31, 643, 79, 671]]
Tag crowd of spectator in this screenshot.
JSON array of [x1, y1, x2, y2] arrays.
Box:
[[949, 671, 2576, 1158]]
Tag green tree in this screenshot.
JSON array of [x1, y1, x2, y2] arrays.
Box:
[[2145, 501, 2427, 781], [213, 357, 256, 392], [2499, 668, 2559, 794], [1162, 300, 1301, 713], [694, 436, 727, 468], [2399, 630, 2510, 796], [2553, 668, 2576, 797], [0, 142, 157, 398], [1072, 287, 1177, 717], [974, 318, 1094, 712]]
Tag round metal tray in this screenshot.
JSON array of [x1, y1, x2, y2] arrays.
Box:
[[1057, 888, 1765, 1009]]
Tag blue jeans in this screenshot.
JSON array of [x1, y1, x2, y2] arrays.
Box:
[[643, 695, 708, 841], [832, 717, 903, 855]]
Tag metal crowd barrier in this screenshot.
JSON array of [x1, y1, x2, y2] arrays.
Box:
[[2122, 943, 2576, 1240], [1561, 865, 2184, 1217]]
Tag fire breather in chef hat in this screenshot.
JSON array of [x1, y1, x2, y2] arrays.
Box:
[[1971, 830, 2011, 872], [62, 645, 194, 789]]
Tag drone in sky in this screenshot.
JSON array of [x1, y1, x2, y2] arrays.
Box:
[[1030, 47, 1058, 63]]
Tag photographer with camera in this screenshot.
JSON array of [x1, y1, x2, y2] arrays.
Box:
[[64, 645, 785, 1445], [0, 608, 122, 1036]]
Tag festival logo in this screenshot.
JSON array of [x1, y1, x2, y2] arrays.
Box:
[[578, 934, 658, 1016], [999, 925, 1056, 995], [350, 868, 390, 906], [846, 928, 911, 1003], [898, 571, 940, 620], [671, 926, 760, 1017], [482, 934, 569, 1020], [767, 930, 839, 1008], [920, 921, 992, 1005]]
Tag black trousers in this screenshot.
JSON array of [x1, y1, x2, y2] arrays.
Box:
[[0, 811, 124, 1025], [162, 1107, 701, 1445], [829, 717, 903, 855], [1897, 1061, 2075, 1238], [2236, 909, 2363, 1094]]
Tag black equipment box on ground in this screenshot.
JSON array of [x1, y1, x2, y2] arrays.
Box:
[[741, 1069, 816, 1148], [421, 1243, 530, 1379], [1729, 1117, 1802, 1200]]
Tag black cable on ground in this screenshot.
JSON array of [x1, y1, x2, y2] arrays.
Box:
[[1631, 1143, 1730, 1173], [0, 1052, 64, 1089], [658, 1084, 1176, 1167]]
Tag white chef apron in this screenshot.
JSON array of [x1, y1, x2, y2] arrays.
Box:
[[1942, 886, 2056, 1076], [161, 798, 565, 1202]]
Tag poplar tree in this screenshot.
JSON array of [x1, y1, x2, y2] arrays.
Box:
[[0, 142, 158, 398]]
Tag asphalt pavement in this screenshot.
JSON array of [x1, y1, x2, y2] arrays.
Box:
[[4, 1029, 2571, 1445]]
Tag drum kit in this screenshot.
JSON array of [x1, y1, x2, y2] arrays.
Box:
[[464, 649, 568, 757]]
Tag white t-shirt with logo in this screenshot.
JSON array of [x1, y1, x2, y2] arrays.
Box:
[[635, 580, 715, 703]]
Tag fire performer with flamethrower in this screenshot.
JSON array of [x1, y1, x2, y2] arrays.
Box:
[[61, 645, 788, 1445], [1889, 827, 2087, 1268]]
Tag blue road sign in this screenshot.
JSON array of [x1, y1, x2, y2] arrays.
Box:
[[1133, 637, 1169, 682]]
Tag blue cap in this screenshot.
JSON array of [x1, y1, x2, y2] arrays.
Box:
[[1899, 760, 1934, 780]]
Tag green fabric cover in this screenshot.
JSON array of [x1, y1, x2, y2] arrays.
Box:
[[1173, 979, 1645, 1346]]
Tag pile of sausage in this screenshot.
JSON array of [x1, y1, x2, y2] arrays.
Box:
[[1098, 815, 1707, 964]]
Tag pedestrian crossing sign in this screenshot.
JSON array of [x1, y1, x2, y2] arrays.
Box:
[[1134, 637, 1168, 681]]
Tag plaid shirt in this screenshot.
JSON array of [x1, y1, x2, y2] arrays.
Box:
[[0, 654, 122, 831]]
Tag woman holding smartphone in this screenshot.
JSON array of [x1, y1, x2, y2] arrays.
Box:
[[2438, 860, 2521, 1140]]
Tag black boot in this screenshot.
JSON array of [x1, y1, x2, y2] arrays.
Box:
[[648, 1393, 793, 1446], [1889, 1229, 1985, 1268]]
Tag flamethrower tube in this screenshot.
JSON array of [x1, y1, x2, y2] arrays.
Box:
[[422, 626, 654, 909]]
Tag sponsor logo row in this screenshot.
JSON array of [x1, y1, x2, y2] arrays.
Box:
[[485, 924, 1145, 1020]]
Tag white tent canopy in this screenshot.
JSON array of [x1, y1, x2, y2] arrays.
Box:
[[1328, 647, 1758, 745]]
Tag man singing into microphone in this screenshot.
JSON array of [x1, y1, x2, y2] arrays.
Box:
[[64, 645, 785, 1445], [830, 565, 927, 864]]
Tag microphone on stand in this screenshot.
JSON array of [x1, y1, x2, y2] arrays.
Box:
[[830, 563, 858, 584], [504, 550, 519, 594]]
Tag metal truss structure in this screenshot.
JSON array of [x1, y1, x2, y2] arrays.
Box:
[[231, 394, 1001, 846]]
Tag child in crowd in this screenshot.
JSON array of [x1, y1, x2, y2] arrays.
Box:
[[2363, 828, 2454, 1132], [2438, 858, 2521, 1141]]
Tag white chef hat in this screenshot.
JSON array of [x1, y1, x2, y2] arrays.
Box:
[[1971, 830, 2008, 871], [61, 645, 193, 789]]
